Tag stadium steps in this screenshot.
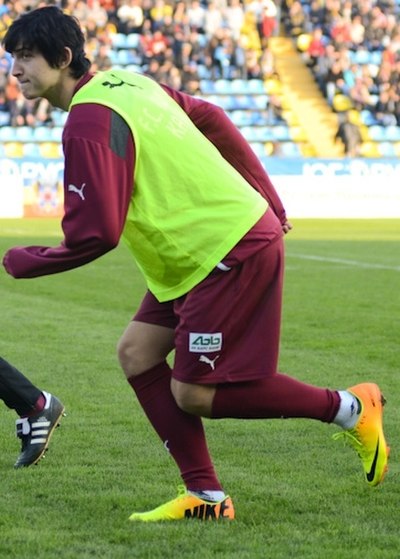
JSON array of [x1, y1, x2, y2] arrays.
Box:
[[268, 37, 342, 157]]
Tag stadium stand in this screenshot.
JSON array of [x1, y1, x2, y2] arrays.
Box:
[[0, 0, 399, 160]]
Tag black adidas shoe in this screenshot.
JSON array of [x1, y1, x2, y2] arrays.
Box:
[[14, 392, 65, 468]]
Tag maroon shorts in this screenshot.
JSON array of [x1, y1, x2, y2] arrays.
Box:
[[133, 237, 284, 384]]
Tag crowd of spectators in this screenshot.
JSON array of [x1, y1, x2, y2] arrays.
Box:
[[0, 0, 399, 152], [282, 0, 400, 126], [0, 0, 281, 129]]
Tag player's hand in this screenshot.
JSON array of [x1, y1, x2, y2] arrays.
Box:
[[282, 220, 293, 235]]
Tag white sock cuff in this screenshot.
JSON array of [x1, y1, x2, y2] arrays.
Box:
[[333, 390, 359, 429]]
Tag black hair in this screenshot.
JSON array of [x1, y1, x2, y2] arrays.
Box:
[[2, 5, 91, 78]]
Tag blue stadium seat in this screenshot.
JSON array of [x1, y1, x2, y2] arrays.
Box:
[[233, 95, 259, 110], [352, 49, 370, 65], [116, 49, 136, 66], [230, 79, 249, 94], [126, 64, 143, 73], [110, 33, 127, 49], [206, 95, 235, 110], [107, 49, 118, 64], [271, 124, 291, 141], [249, 142, 266, 157], [378, 141, 396, 157], [126, 33, 140, 48], [51, 110, 68, 126], [252, 126, 274, 142], [50, 127, 63, 142], [23, 142, 42, 157], [0, 126, 17, 142], [200, 79, 215, 94], [239, 126, 261, 142], [214, 79, 233, 94], [250, 111, 268, 125], [229, 110, 253, 126], [368, 125, 386, 141], [247, 80, 266, 94], [196, 64, 211, 79], [360, 110, 378, 126], [0, 112, 10, 126], [15, 126, 34, 142], [33, 126, 53, 142], [279, 141, 302, 156], [384, 125, 400, 142], [369, 51, 382, 65], [252, 95, 269, 110]]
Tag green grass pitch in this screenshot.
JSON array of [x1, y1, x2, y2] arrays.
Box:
[[0, 218, 399, 559]]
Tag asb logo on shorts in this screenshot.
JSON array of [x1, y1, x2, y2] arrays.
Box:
[[189, 332, 222, 353]]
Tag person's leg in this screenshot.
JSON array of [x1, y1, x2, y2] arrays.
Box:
[[171, 374, 339, 422], [0, 357, 65, 468], [172, 374, 389, 488], [169, 237, 388, 488], [0, 356, 43, 415], [118, 309, 233, 521], [118, 319, 222, 491]]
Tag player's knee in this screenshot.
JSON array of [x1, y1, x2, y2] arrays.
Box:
[[171, 380, 213, 417], [117, 335, 146, 377]]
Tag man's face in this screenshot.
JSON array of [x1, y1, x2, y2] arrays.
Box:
[[11, 47, 62, 100]]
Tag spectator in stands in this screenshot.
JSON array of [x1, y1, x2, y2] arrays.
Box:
[[150, 0, 174, 32], [285, 0, 306, 37], [165, 64, 182, 90], [348, 14, 365, 48], [304, 26, 326, 68], [330, 15, 352, 48], [92, 41, 114, 71], [0, 44, 11, 79], [116, 0, 144, 34], [312, 42, 337, 95], [374, 85, 398, 127], [325, 59, 346, 106], [225, 0, 245, 41], [33, 97, 53, 126], [334, 111, 362, 157], [186, 0, 207, 33], [259, 42, 276, 79], [349, 71, 375, 111], [245, 46, 263, 78], [204, 1, 224, 38], [307, 0, 327, 32], [0, 86, 10, 125], [86, 0, 109, 31], [260, 0, 278, 41], [181, 60, 201, 95], [266, 93, 283, 124]]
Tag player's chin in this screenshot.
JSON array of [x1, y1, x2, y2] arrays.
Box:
[[20, 84, 39, 99]]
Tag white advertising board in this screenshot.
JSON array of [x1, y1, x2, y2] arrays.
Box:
[[274, 174, 400, 218], [0, 173, 24, 218]]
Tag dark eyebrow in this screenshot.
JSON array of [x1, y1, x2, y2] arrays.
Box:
[[12, 46, 33, 55]]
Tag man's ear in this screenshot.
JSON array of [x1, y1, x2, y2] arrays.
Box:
[[60, 47, 73, 69]]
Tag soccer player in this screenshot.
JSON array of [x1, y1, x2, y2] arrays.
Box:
[[0, 356, 64, 467], [2, 7, 389, 520]]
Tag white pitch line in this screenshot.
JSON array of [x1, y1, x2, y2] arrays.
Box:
[[288, 253, 400, 272]]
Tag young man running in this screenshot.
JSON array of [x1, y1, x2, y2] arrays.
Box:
[[0, 356, 64, 467], [2, 6, 389, 520]]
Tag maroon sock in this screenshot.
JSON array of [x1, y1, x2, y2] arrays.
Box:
[[212, 373, 340, 423], [128, 361, 222, 491], [24, 393, 46, 417]]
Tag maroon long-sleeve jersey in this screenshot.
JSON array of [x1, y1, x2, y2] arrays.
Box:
[[3, 73, 286, 279]]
